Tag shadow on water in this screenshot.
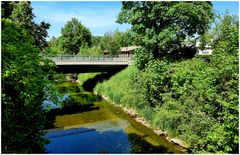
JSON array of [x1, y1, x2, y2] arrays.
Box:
[[45, 104, 100, 129], [44, 69, 187, 153], [82, 68, 126, 91], [128, 133, 174, 153]]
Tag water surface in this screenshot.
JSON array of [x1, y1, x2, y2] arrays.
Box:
[[44, 80, 186, 153]]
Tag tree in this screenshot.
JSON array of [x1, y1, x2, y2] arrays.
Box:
[[202, 13, 239, 153], [59, 17, 92, 55], [117, 1, 214, 69], [78, 46, 103, 56], [10, 2, 50, 49], [2, 18, 55, 153], [99, 30, 134, 55], [46, 36, 63, 55], [2, 2, 56, 153], [118, 30, 134, 47], [100, 30, 121, 55], [92, 36, 103, 47], [1, 1, 50, 50], [1, 1, 16, 19]]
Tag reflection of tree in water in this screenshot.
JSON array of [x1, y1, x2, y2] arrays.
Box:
[[57, 85, 81, 94], [128, 133, 174, 153], [62, 93, 101, 107]]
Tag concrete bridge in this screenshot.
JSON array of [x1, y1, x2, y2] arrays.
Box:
[[47, 55, 133, 73]]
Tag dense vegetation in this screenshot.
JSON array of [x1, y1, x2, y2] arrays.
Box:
[[1, 1, 55, 153], [99, 29, 134, 55], [48, 28, 134, 56], [2, 1, 238, 154], [78, 73, 101, 85], [117, 1, 214, 69], [94, 2, 238, 153]]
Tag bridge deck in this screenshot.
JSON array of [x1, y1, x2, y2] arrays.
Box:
[[54, 61, 131, 65], [47, 55, 133, 73]]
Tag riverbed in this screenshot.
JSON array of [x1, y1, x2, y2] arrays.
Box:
[[44, 79, 186, 153]]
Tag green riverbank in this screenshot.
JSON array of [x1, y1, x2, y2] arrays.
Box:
[[45, 79, 186, 153]]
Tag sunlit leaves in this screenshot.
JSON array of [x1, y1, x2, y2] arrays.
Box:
[[59, 17, 92, 55], [117, 1, 214, 68], [2, 18, 54, 153]]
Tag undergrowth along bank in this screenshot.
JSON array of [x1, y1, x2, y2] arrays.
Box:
[[93, 53, 238, 154]]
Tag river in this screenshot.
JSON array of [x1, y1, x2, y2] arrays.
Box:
[[43, 76, 186, 153]]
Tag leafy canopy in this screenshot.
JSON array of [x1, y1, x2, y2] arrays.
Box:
[[2, 1, 50, 49], [100, 29, 134, 55], [2, 1, 55, 153], [117, 1, 214, 69], [58, 17, 93, 55], [1, 18, 55, 153]]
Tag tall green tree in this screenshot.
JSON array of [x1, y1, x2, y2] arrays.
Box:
[[2, 1, 55, 153], [2, 18, 55, 153], [59, 17, 92, 55], [3, 1, 50, 49], [117, 1, 214, 69], [100, 30, 121, 55], [99, 30, 134, 55]]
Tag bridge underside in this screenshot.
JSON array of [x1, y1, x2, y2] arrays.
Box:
[[55, 64, 128, 73]]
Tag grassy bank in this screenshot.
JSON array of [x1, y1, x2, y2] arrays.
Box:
[[78, 73, 101, 85], [93, 54, 238, 154]]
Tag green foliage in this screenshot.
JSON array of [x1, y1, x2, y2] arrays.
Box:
[[100, 30, 121, 55], [118, 30, 135, 47], [3, 1, 51, 49], [92, 36, 103, 47], [96, 13, 238, 154], [2, 18, 55, 153], [47, 25, 133, 56], [58, 17, 92, 55], [94, 66, 136, 106], [117, 1, 214, 68], [100, 29, 134, 55], [1, 1, 15, 18], [78, 45, 103, 56], [46, 36, 63, 55]]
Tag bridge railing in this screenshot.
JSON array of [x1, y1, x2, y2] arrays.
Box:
[[46, 55, 132, 62]]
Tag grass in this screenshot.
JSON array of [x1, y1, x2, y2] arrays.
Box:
[[78, 73, 102, 85]]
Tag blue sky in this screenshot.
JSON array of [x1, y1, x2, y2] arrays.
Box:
[[31, 1, 239, 39]]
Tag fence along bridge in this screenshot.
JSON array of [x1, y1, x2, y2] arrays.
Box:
[[47, 55, 133, 73]]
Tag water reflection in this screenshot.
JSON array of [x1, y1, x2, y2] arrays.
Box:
[[45, 127, 131, 154], [61, 93, 101, 107], [42, 94, 69, 110], [44, 80, 186, 154], [45, 120, 173, 154], [45, 112, 183, 153]]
